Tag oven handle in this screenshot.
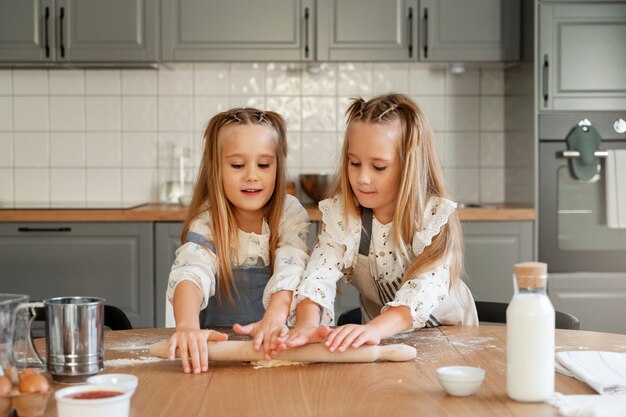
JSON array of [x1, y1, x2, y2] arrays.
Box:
[[559, 150, 608, 159]]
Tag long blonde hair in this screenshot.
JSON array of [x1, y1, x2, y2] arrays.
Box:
[[182, 108, 288, 305], [331, 93, 463, 285]]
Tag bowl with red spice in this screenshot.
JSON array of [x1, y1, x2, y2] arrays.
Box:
[[55, 384, 133, 417]]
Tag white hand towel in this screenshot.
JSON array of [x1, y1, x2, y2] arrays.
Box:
[[606, 149, 626, 229], [556, 351, 626, 395], [548, 393, 626, 417]]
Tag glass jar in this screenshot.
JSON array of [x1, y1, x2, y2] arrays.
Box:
[[506, 262, 555, 402]]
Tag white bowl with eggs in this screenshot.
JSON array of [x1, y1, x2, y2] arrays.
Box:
[[436, 366, 485, 397], [55, 384, 133, 417]]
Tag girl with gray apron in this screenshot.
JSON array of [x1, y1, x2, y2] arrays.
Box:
[[346, 208, 473, 327], [186, 231, 269, 327]]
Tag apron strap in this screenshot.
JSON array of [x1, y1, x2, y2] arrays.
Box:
[[358, 208, 373, 256], [186, 231, 216, 252]]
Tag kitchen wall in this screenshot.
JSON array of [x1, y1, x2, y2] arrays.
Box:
[[0, 62, 506, 206]]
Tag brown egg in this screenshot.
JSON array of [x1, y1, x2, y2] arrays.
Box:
[[18, 368, 38, 382], [18, 373, 49, 393], [0, 375, 12, 396]]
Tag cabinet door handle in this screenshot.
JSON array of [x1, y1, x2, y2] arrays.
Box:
[[59, 6, 65, 58], [543, 54, 549, 106], [18, 227, 72, 233], [423, 7, 428, 58], [44, 7, 50, 58], [304, 7, 310, 59], [407, 7, 413, 58]]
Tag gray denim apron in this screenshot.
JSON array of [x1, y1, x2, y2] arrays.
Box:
[[186, 231, 270, 327], [346, 208, 464, 327]]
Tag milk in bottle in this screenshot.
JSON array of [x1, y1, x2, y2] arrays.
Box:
[[506, 262, 555, 402]]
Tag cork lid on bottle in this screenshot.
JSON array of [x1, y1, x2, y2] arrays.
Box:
[[514, 262, 548, 288]]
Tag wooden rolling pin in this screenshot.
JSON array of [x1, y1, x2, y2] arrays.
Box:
[[149, 340, 416, 363]]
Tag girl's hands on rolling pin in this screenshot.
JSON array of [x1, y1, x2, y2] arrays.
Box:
[[324, 324, 382, 352], [277, 325, 331, 351], [232, 313, 289, 360], [168, 328, 228, 374]]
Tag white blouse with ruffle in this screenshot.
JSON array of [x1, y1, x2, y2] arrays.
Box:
[[291, 195, 458, 329], [167, 194, 310, 311]]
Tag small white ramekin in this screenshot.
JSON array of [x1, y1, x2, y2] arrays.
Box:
[[55, 384, 133, 417]]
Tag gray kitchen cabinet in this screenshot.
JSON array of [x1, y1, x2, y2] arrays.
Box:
[[0, 222, 154, 328], [154, 222, 183, 328], [463, 221, 533, 304], [419, 0, 520, 61], [0, 0, 158, 63], [548, 272, 626, 334], [161, 0, 314, 62], [539, 2, 626, 111], [317, 0, 418, 61]]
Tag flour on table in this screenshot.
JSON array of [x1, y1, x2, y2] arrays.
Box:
[[105, 357, 166, 367], [250, 359, 308, 369]]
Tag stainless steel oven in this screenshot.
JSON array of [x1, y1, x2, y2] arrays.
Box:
[[539, 113, 626, 272], [538, 112, 626, 333]]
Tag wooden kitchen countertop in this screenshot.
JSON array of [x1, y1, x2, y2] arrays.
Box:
[[0, 203, 534, 222], [33, 325, 626, 417]]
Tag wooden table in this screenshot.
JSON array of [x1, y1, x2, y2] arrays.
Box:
[[37, 326, 625, 417]]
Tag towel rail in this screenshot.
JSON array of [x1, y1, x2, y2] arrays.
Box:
[[559, 150, 608, 159]]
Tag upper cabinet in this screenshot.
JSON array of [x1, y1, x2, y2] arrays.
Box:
[[162, 0, 314, 61], [539, 2, 626, 111], [316, 0, 417, 61], [0, 0, 158, 63], [419, 0, 519, 61], [161, 0, 520, 62]]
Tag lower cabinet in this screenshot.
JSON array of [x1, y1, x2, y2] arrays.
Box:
[[0, 222, 154, 328], [463, 221, 534, 303], [154, 222, 183, 327], [548, 272, 626, 334]]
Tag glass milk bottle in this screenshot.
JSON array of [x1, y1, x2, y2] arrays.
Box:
[[506, 262, 555, 402]]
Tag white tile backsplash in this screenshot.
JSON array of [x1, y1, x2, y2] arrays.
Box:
[[302, 97, 336, 131], [445, 96, 479, 131], [122, 168, 156, 203], [13, 97, 48, 131], [49, 70, 85, 95], [50, 133, 84, 167], [0, 168, 13, 205], [266, 63, 301, 96], [86, 132, 121, 167], [13, 70, 48, 95], [0, 133, 12, 167], [446, 69, 480, 95], [15, 168, 49, 202], [338, 63, 372, 96], [373, 63, 409, 95], [3, 63, 507, 204], [444, 132, 479, 167], [0, 70, 11, 95], [267, 96, 302, 131], [158, 97, 193, 131], [193, 64, 230, 96], [86, 168, 121, 203], [51, 168, 85, 203], [85, 70, 121, 95], [50, 97, 85, 131], [85, 97, 121, 131], [14, 132, 48, 167], [122, 133, 157, 167], [0, 97, 12, 130], [409, 65, 445, 95], [122, 70, 157, 95], [122, 97, 156, 131], [158, 64, 193, 95], [230, 63, 266, 95]]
